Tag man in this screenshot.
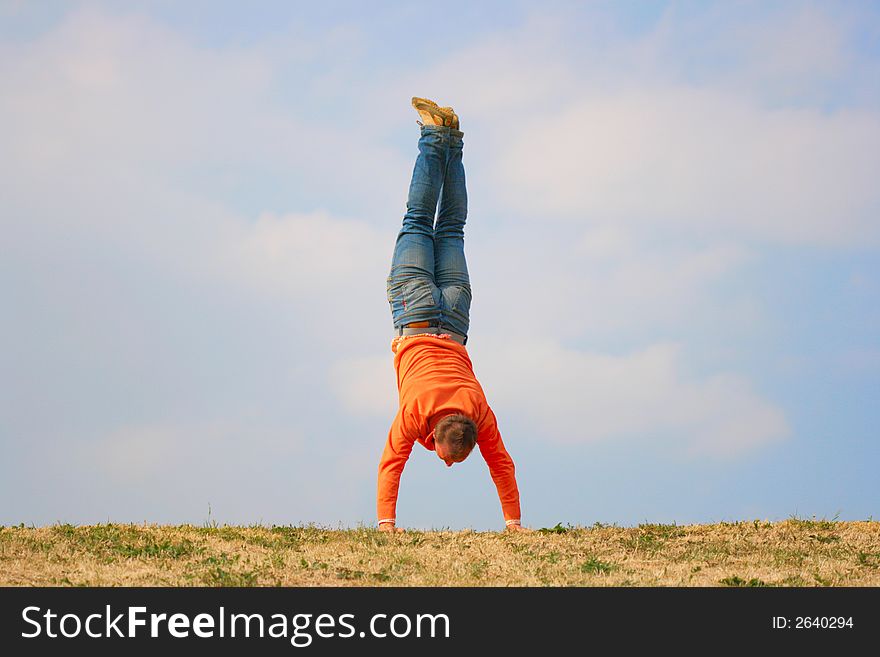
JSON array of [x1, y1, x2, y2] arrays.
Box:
[[377, 97, 529, 533]]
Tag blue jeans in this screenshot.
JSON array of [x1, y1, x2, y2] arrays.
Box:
[[386, 124, 471, 342]]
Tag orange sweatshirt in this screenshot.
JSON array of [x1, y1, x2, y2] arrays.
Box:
[[377, 333, 521, 525]]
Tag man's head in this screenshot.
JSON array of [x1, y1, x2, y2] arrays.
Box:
[[433, 413, 477, 467]]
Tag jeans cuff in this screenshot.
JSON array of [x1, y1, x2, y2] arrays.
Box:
[[420, 124, 465, 139]]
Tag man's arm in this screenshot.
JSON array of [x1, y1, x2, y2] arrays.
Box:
[[377, 410, 415, 530], [477, 408, 523, 528]]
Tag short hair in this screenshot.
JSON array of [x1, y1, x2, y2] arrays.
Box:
[[434, 414, 477, 459]]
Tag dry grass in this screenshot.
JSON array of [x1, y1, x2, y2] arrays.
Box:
[[1, 518, 878, 587]]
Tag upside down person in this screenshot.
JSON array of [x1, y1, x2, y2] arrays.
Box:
[[377, 97, 530, 534]]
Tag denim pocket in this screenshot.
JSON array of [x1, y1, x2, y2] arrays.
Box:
[[447, 284, 472, 317], [402, 278, 439, 312]]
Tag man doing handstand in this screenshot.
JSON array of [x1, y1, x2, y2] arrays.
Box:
[[377, 97, 528, 533]]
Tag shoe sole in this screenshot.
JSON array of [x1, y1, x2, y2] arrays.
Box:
[[411, 97, 458, 128]]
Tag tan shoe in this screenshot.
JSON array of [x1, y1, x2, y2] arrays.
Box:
[[412, 96, 459, 129], [439, 106, 460, 130]]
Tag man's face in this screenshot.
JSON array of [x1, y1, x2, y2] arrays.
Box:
[[435, 443, 473, 467]]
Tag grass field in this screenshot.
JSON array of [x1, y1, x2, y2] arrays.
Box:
[[1, 518, 878, 587]]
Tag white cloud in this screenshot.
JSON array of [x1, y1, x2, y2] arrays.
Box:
[[0, 6, 408, 226], [389, 6, 880, 247], [214, 210, 389, 301], [469, 225, 754, 342], [81, 418, 304, 484], [491, 89, 880, 246], [0, 7, 398, 343], [328, 353, 397, 418], [476, 338, 789, 458], [681, 3, 861, 103]]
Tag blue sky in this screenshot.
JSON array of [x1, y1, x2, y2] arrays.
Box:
[[1, 1, 878, 530]]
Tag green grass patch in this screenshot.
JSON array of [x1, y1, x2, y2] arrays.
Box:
[[808, 533, 840, 544], [787, 514, 840, 531], [49, 524, 201, 560], [813, 573, 834, 587], [637, 523, 687, 539], [856, 551, 880, 568], [335, 567, 366, 580], [581, 557, 617, 574], [720, 575, 773, 587], [198, 553, 259, 586]]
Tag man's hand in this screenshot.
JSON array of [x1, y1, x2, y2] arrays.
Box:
[[505, 523, 532, 533], [378, 523, 405, 533]]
